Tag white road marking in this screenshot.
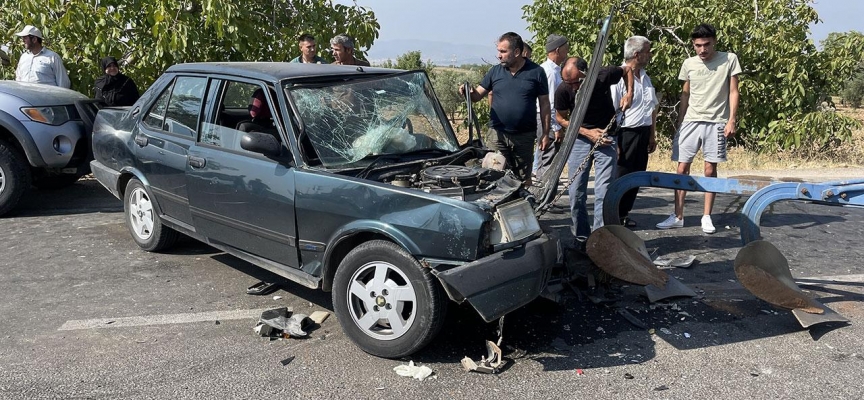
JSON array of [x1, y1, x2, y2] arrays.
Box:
[[796, 274, 864, 283], [59, 308, 270, 331]]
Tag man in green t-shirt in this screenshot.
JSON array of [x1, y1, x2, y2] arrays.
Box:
[[656, 23, 741, 234]]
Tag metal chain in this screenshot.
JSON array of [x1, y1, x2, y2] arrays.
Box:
[[535, 112, 620, 217]]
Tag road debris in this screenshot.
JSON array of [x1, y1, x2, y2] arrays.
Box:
[[246, 281, 278, 295], [280, 356, 294, 366], [309, 311, 330, 324], [617, 308, 648, 329], [253, 307, 312, 339], [653, 255, 697, 268], [394, 361, 434, 381], [462, 340, 506, 374], [624, 373, 634, 379]]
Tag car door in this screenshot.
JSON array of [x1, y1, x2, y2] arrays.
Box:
[[134, 76, 208, 226], [186, 78, 300, 268]]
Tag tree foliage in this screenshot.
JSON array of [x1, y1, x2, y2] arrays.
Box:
[[377, 50, 434, 74], [1, 0, 379, 95], [523, 0, 862, 153], [820, 31, 864, 95]]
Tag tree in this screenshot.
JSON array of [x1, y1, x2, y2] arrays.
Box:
[[522, 0, 861, 153], [820, 31, 864, 95], [1, 0, 379, 95], [378, 50, 435, 76]]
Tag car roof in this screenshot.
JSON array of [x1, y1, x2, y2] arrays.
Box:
[[166, 62, 403, 83]]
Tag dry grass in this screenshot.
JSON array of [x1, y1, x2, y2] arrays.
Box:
[[647, 104, 864, 172]]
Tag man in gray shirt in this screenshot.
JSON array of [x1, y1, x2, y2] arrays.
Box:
[[656, 23, 741, 234], [14, 25, 70, 88]]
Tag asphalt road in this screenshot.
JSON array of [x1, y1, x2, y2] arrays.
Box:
[[1, 175, 863, 399]]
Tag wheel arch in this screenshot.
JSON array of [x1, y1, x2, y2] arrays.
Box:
[[320, 224, 422, 292], [0, 111, 45, 167]]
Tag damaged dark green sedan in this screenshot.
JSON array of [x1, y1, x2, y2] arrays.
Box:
[[89, 63, 560, 357]]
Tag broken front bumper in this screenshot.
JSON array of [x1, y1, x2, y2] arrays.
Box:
[[433, 233, 560, 322]]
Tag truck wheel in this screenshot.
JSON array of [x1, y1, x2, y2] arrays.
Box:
[[0, 140, 31, 217], [332, 240, 447, 358], [123, 178, 178, 252]]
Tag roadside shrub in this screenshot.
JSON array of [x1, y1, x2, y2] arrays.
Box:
[[841, 73, 864, 108]]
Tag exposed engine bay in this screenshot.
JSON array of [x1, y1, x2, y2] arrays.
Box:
[[353, 148, 530, 210]]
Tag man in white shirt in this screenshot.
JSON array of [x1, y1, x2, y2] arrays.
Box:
[[611, 36, 658, 227], [532, 34, 569, 179], [14, 25, 71, 88]]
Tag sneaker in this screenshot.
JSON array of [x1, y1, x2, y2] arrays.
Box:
[[656, 213, 684, 229], [701, 215, 716, 234]]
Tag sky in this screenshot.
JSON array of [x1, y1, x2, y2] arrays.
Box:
[[342, 0, 862, 49]]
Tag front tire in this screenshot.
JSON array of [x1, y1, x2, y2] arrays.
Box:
[[0, 140, 31, 217], [123, 179, 178, 252], [332, 240, 447, 358]]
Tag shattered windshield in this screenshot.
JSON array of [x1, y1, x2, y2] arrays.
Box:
[[287, 71, 459, 167]]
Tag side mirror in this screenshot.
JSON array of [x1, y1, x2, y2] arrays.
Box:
[[241, 132, 282, 157]]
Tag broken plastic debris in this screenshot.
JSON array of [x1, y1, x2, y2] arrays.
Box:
[[654, 385, 669, 391], [280, 356, 294, 366], [272, 295, 282, 300], [309, 311, 330, 325], [394, 361, 433, 381], [461, 340, 506, 374], [576, 369, 584, 376], [624, 373, 634, 379], [684, 332, 691, 338], [659, 328, 672, 335], [246, 281, 278, 295], [654, 255, 696, 268], [254, 308, 310, 338]]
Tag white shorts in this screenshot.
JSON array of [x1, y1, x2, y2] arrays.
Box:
[[671, 121, 727, 163]]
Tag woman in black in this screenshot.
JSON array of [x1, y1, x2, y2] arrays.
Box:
[[94, 56, 139, 106]]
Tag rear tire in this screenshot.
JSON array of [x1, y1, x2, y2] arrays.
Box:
[[123, 178, 178, 251], [332, 240, 447, 358], [0, 139, 31, 217]]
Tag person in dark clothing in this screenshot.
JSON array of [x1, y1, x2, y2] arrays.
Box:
[[94, 56, 140, 107], [554, 56, 632, 243], [460, 32, 550, 186]]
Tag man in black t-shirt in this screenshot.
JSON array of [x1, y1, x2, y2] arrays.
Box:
[[460, 32, 550, 186], [554, 57, 633, 244]]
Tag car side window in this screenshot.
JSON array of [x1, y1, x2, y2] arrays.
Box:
[[142, 82, 172, 130], [163, 77, 207, 137], [200, 80, 280, 151]]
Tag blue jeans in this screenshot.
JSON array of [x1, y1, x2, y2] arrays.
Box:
[[568, 136, 618, 238]]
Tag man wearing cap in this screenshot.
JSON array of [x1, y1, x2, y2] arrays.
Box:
[[554, 57, 633, 247], [532, 34, 569, 179], [14, 25, 70, 88]]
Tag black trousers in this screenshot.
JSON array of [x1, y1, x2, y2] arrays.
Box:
[[616, 125, 651, 218]]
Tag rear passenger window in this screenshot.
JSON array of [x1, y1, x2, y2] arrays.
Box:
[[163, 77, 207, 137], [142, 82, 172, 130]]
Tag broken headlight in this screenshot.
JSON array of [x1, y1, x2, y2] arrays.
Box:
[[491, 200, 541, 243]]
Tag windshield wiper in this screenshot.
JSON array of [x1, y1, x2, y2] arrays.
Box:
[[355, 154, 402, 179]]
